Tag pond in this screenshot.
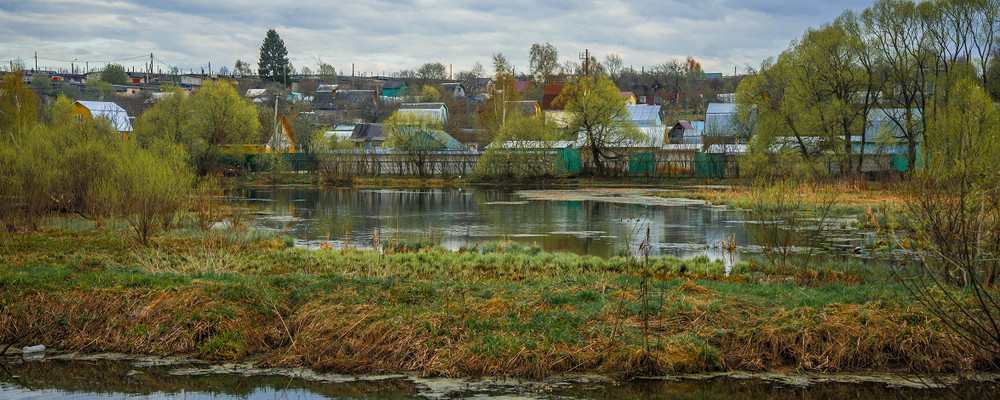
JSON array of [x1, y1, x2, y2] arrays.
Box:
[[242, 187, 878, 264], [2, 357, 994, 399]]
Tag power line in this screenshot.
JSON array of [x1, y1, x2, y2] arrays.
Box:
[[25, 54, 150, 64]]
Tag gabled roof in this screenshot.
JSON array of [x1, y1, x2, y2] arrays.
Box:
[[74, 101, 132, 132], [382, 80, 407, 90], [541, 84, 566, 110], [336, 90, 376, 109], [674, 120, 694, 130], [398, 102, 448, 123], [312, 91, 336, 110], [441, 82, 466, 97], [351, 123, 385, 142], [515, 81, 533, 92], [427, 130, 469, 151], [387, 126, 469, 152]]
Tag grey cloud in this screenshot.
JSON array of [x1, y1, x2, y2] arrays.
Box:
[[0, 0, 877, 76]]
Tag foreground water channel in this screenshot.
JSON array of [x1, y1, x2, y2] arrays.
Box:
[[2, 356, 995, 399], [244, 187, 880, 264]]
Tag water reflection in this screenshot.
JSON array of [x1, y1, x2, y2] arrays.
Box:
[[243, 188, 867, 263], [0, 360, 420, 399], [1, 359, 992, 400]]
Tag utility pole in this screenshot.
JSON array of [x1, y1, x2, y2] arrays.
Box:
[[578, 49, 590, 76], [34, 52, 37, 72], [208, 61, 211, 76]]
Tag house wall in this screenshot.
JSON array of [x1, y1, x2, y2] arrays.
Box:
[[72, 103, 93, 121]]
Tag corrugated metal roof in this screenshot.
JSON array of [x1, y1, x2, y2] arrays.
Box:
[[75, 101, 132, 132], [311, 91, 335, 109], [351, 123, 385, 141], [706, 103, 735, 115], [336, 90, 376, 109]]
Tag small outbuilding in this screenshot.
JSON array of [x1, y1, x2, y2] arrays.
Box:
[[381, 81, 407, 97], [73, 101, 132, 138]]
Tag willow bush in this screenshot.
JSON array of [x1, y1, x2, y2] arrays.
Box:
[[0, 83, 195, 243]]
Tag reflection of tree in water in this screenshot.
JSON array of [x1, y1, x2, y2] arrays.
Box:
[[242, 188, 758, 258], [555, 378, 992, 400], [4, 360, 992, 399], [0, 360, 420, 399]]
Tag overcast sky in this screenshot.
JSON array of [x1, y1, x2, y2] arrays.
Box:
[[0, 0, 875, 77]]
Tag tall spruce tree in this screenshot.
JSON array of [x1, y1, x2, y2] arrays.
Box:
[[257, 29, 290, 85]]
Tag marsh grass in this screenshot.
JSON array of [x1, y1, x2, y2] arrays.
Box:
[[657, 181, 906, 216], [0, 221, 991, 378]]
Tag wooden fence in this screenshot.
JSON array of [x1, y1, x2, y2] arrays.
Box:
[[237, 151, 741, 178]]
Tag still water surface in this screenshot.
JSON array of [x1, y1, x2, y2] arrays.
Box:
[[2, 359, 991, 399], [244, 187, 864, 262]]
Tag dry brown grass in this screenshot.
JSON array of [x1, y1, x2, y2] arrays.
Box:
[[1, 284, 991, 379], [1, 222, 993, 379]]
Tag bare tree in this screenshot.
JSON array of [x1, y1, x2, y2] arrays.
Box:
[[604, 53, 624, 78]]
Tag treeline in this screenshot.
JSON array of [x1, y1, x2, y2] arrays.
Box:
[[736, 0, 1000, 179], [731, 1, 1000, 334]]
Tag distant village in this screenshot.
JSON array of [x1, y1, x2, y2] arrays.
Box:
[[1, 50, 916, 178]]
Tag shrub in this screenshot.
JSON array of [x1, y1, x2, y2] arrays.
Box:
[[115, 142, 193, 245]]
